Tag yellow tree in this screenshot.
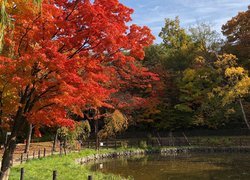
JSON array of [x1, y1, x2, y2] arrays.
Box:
[[213, 54, 250, 129]]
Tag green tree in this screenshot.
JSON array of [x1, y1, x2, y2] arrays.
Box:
[[189, 23, 223, 62], [141, 17, 197, 130], [142, 20, 247, 130], [57, 121, 91, 153], [159, 16, 190, 50]]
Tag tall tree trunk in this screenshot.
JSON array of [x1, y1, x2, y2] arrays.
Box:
[[52, 130, 58, 152], [0, 92, 4, 145], [239, 99, 250, 130], [0, 135, 17, 180], [62, 139, 67, 155], [0, 122, 4, 146], [182, 132, 191, 146], [24, 124, 33, 153], [95, 119, 99, 150], [0, 103, 26, 180], [1, 86, 29, 179]]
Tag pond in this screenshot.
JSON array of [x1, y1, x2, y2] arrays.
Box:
[[88, 153, 250, 180]]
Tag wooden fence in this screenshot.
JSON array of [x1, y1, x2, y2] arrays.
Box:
[[20, 167, 93, 180], [82, 136, 250, 149], [13, 137, 250, 164], [15, 136, 250, 179]]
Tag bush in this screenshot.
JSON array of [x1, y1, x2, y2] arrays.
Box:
[[121, 141, 128, 149], [139, 140, 147, 149], [57, 121, 91, 149]]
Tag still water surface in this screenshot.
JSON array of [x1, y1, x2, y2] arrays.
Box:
[[89, 153, 250, 180]]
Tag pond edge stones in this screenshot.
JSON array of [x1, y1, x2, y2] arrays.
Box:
[[75, 146, 250, 165]]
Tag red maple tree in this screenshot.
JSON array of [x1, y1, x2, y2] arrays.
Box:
[[0, 0, 154, 178]]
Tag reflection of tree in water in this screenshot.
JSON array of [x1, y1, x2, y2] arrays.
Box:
[[94, 155, 148, 168], [89, 153, 250, 180], [127, 155, 149, 166]]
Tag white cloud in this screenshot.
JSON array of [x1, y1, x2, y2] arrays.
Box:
[[120, 0, 249, 43], [150, 6, 160, 11]]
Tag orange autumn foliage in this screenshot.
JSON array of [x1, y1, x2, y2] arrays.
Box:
[[0, 0, 155, 133]]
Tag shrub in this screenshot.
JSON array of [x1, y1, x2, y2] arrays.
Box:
[[121, 141, 128, 149], [139, 140, 147, 149]]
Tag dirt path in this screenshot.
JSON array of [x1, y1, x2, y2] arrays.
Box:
[[0, 141, 60, 164]]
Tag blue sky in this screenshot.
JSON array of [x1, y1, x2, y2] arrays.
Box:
[[120, 0, 249, 43]]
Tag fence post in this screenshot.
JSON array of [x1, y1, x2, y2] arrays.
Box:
[[78, 143, 80, 151], [26, 153, 29, 161], [53, 170, 57, 180], [38, 149, 41, 158], [196, 138, 199, 146], [115, 140, 117, 149], [88, 141, 90, 148], [80, 143, 83, 151], [88, 175, 92, 180], [20, 154, 23, 164], [44, 148, 46, 157], [33, 151, 35, 159], [20, 168, 24, 180], [106, 139, 108, 149]]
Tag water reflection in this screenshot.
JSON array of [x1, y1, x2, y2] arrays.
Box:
[[88, 153, 250, 180]]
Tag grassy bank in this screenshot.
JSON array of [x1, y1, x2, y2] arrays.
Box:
[[9, 143, 250, 179], [10, 148, 131, 180]]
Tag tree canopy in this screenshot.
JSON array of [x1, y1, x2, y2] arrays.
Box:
[[222, 5, 250, 69], [0, 0, 155, 178], [141, 14, 250, 130]]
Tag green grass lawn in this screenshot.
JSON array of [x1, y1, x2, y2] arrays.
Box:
[[10, 148, 129, 180], [9, 136, 250, 180]]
